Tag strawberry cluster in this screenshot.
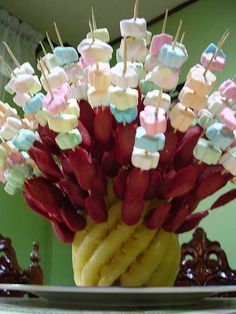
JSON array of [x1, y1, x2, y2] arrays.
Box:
[[23, 88, 236, 243]]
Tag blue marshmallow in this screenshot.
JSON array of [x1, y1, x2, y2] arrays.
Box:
[[134, 126, 165, 153], [158, 44, 188, 69], [24, 93, 44, 114], [54, 46, 79, 66], [12, 129, 36, 151], [110, 103, 137, 123], [204, 43, 226, 59], [206, 122, 234, 150]]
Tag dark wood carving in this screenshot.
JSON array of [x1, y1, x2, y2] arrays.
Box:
[[175, 227, 236, 287], [0, 234, 43, 297]]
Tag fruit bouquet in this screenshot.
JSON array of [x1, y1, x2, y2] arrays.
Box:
[[0, 3, 236, 287]]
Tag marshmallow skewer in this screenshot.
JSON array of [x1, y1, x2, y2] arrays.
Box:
[[161, 9, 168, 34], [38, 59, 54, 99], [133, 0, 139, 21], [54, 21, 64, 47], [39, 41, 47, 56], [46, 31, 54, 51], [91, 7, 97, 30], [204, 30, 230, 76], [2, 42, 21, 68], [172, 20, 183, 50]]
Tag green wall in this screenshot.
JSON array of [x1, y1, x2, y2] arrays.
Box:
[[1, 0, 236, 286]]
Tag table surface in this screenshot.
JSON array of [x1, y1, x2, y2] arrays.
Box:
[[1, 297, 236, 314]]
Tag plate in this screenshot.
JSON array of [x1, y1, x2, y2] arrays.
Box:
[[0, 284, 236, 309]]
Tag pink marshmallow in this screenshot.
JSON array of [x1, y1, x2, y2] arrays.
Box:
[[218, 79, 236, 102], [200, 52, 225, 72], [220, 107, 236, 131], [8, 151, 25, 165], [139, 106, 167, 136], [149, 33, 173, 56], [43, 83, 72, 115]]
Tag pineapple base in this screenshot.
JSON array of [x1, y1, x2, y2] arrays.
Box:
[[72, 200, 180, 287]]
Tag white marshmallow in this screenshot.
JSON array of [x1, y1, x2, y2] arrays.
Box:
[[64, 62, 84, 84], [144, 54, 159, 72], [13, 93, 31, 107], [120, 18, 147, 37], [144, 90, 171, 112], [40, 67, 68, 92], [13, 62, 34, 76], [12, 74, 41, 95], [110, 62, 138, 89], [131, 147, 160, 170], [220, 148, 236, 176], [208, 91, 225, 116], [119, 37, 147, 63], [77, 38, 113, 64], [71, 82, 88, 101], [0, 117, 22, 140], [87, 87, 110, 108]]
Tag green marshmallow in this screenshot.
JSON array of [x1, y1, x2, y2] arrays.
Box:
[[55, 129, 82, 150], [5, 164, 32, 195], [193, 138, 222, 165], [87, 28, 110, 43], [140, 79, 159, 96]]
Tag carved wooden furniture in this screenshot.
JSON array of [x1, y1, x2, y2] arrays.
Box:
[[0, 234, 43, 296], [175, 227, 236, 287]]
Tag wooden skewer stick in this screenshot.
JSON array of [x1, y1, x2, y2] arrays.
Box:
[[172, 20, 182, 50], [54, 21, 64, 47], [180, 31, 186, 45], [2, 42, 20, 68], [232, 74, 236, 82], [89, 20, 95, 43], [161, 9, 168, 33], [204, 30, 230, 76], [38, 59, 53, 100], [46, 31, 54, 51], [91, 7, 97, 30], [39, 41, 47, 56], [123, 37, 128, 75], [41, 58, 50, 74], [133, 0, 139, 21]]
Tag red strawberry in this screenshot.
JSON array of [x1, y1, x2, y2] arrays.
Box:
[[29, 145, 63, 181], [210, 189, 236, 210], [61, 199, 86, 231], [121, 199, 144, 225], [51, 220, 74, 243], [163, 204, 190, 232], [24, 177, 64, 215], [145, 203, 171, 229], [85, 192, 108, 223], [144, 169, 162, 199], [113, 169, 129, 199], [69, 146, 96, 191], [124, 168, 149, 202], [94, 107, 113, 149], [38, 124, 60, 155], [115, 124, 136, 165], [59, 178, 87, 208], [91, 168, 107, 196], [163, 165, 201, 199], [196, 173, 228, 200], [159, 130, 177, 168], [79, 99, 95, 135], [23, 190, 52, 222], [176, 211, 209, 234], [77, 120, 91, 150], [174, 125, 202, 169], [101, 151, 120, 177]]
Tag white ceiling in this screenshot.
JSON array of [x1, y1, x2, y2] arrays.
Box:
[[0, 0, 191, 47]]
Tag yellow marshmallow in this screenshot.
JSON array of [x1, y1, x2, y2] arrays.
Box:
[[62, 99, 80, 118], [47, 113, 78, 133], [169, 102, 196, 132], [109, 86, 138, 111], [88, 62, 110, 91], [186, 65, 216, 97], [179, 86, 208, 110]]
